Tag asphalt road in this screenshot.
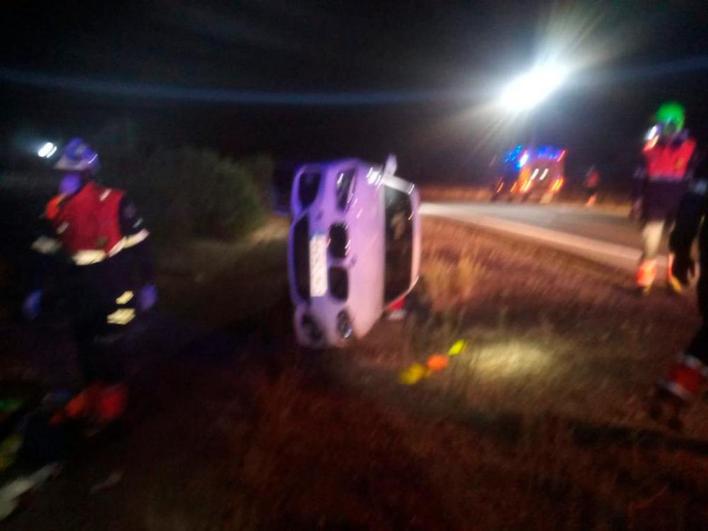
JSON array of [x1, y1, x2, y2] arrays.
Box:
[[421, 202, 668, 272]]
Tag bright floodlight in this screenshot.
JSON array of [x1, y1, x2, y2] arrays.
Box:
[[499, 63, 569, 112], [37, 142, 57, 158]]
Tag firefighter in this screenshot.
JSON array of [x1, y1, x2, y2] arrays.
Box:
[[632, 102, 697, 295], [584, 166, 600, 207], [649, 153, 708, 430], [22, 138, 156, 429]]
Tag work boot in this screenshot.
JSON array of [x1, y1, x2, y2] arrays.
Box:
[[666, 274, 684, 295], [666, 254, 686, 295], [61, 384, 103, 422], [57, 383, 127, 436], [636, 284, 652, 297], [636, 260, 657, 297], [95, 384, 127, 426]]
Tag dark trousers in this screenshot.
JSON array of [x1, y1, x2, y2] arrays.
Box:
[[74, 316, 127, 384], [684, 272, 708, 365], [66, 258, 140, 386]]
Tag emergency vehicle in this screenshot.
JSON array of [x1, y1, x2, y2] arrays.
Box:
[[491, 145, 566, 202], [288, 157, 421, 348]]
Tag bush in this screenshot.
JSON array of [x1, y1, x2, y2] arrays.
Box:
[[112, 147, 269, 242], [240, 153, 275, 208]]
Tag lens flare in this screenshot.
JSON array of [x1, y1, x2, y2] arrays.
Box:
[[499, 63, 570, 111]]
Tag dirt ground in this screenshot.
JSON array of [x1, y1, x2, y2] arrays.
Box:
[[2, 217, 708, 530]]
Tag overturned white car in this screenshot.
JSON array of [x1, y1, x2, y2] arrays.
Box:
[[288, 157, 421, 348]]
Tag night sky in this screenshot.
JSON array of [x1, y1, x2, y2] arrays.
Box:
[[2, 0, 708, 184]]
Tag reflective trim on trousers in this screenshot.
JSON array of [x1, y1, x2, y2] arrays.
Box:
[[106, 308, 136, 326], [116, 291, 134, 305]]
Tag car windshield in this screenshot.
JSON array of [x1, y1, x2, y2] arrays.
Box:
[[384, 185, 413, 304]]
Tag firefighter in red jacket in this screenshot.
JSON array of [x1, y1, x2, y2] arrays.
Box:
[[23, 138, 156, 428], [632, 102, 697, 295]]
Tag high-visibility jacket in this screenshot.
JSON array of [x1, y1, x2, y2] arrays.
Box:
[[30, 181, 153, 324], [632, 136, 697, 220], [38, 182, 149, 266], [643, 137, 696, 182]]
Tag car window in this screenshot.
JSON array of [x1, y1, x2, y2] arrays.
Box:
[[384, 185, 413, 303], [298, 172, 321, 209]]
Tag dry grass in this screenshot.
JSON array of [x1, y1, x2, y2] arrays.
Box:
[[333, 218, 708, 528], [4, 216, 708, 530], [422, 249, 483, 310], [420, 185, 493, 203], [402, 219, 705, 428]]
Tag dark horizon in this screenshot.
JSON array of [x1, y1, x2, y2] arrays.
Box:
[[3, 1, 708, 184]]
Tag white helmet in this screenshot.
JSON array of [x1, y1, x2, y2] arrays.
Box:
[[54, 138, 100, 174]]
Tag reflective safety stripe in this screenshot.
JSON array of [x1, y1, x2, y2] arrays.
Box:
[[116, 291, 134, 305], [31, 236, 62, 255], [72, 250, 108, 265], [122, 229, 149, 248], [71, 230, 150, 266], [107, 239, 125, 257], [106, 308, 135, 325]]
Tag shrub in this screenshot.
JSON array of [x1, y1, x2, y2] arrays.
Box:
[[240, 153, 275, 208], [111, 147, 269, 242]]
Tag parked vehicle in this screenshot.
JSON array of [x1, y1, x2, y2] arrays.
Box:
[[491, 145, 566, 202], [288, 156, 421, 348]]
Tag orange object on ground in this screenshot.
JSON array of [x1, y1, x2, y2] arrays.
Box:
[[399, 363, 428, 385], [426, 354, 449, 373]]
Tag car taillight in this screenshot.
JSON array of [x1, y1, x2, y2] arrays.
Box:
[[298, 172, 321, 209], [328, 266, 348, 301], [329, 223, 349, 259], [335, 169, 356, 211]]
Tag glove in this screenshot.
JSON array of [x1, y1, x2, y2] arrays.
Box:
[[138, 284, 157, 312], [22, 290, 43, 321], [629, 199, 642, 221], [672, 255, 695, 286]]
